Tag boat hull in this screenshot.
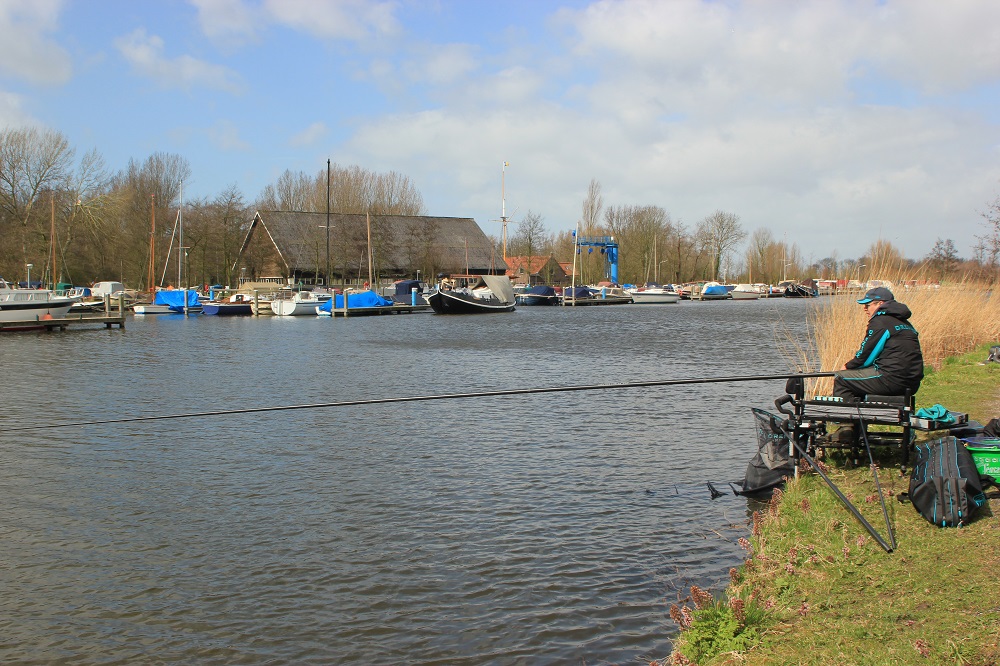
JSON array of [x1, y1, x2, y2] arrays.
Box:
[[628, 290, 679, 304], [0, 298, 75, 322], [428, 290, 515, 314], [202, 302, 253, 316]]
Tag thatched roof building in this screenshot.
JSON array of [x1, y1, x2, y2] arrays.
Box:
[[235, 210, 504, 284]]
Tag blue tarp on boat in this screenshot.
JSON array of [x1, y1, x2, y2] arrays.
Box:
[[526, 285, 557, 297], [702, 283, 728, 297], [153, 290, 202, 310], [564, 286, 596, 299], [317, 290, 393, 312]]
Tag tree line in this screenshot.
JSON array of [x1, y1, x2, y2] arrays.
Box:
[[3, 126, 998, 289], [0, 127, 424, 289]]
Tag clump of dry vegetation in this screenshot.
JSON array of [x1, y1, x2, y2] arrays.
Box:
[[783, 247, 1000, 396]]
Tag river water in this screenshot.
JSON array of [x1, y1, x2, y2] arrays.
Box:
[[0, 298, 814, 664]]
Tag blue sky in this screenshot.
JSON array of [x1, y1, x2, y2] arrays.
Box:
[[3, 0, 1000, 262]]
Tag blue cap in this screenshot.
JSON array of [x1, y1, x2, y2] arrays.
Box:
[[857, 287, 894, 304]]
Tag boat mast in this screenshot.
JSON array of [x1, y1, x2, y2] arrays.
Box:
[[147, 194, 155, 300], [366, 211, 374, 288], [179, 183, 186, 315], [50, 194, 57, 289], [501, 161, 509, 260]]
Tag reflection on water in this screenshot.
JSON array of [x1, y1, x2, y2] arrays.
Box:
[[0, 299, 812, 664]]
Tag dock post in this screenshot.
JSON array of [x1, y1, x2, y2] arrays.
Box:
[[411, 287, 417, 306], [253, 289, 259, 316]]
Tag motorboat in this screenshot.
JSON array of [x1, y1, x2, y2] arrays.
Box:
[[693, 281, 730, 300], [731, 283, 764, 300], [389, 279, 430, 306], [317, 289, 396, 316], [270, 288, 331, 316], [0, 277, 77, 328], [516, 285, 561, 306], [562, 284, 633, 305], [202, 293, 254, 316], [626, 283, 680, 304], [428, 275, 516, 314], [133, 289, 202, 314]]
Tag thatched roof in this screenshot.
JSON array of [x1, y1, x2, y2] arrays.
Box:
[[235, 210, 504, 278]]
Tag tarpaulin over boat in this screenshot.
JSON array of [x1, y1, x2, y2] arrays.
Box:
[[563, 286, 596, 299], [317, 290, 393, 311], [153, 290, 202, 310], [394, 279, 422, 295], [526, 285, 557, 297]]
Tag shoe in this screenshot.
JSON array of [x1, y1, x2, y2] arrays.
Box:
[[831, 426, 855, 443]]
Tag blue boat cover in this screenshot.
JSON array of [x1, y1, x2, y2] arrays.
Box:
[[317, 290, 393, 311], [526, 285, 557, 297], [153, 290, 202, 310], [702, 284, 728, 296], [564, 286, 596, 299], [394, 279, 422, 295]]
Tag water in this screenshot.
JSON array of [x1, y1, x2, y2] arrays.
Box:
[[0, 299, 813, 664]]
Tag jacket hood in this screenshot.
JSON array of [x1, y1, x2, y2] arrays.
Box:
[[873, 299, 912, 321]]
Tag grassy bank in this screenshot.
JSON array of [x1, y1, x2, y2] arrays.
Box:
[[664, 344, 1000, 666]]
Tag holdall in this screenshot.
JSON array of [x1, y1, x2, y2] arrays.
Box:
[[909, 436, 992, 527]]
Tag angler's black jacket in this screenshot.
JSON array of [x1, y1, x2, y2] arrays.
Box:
[[845, 299, 924, 389]]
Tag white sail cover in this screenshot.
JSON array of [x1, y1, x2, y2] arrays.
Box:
[[481, 275, 515, 305]]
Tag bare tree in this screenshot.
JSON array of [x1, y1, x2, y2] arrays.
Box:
[[696, 210, 746, 281], [0, 127, 75, 272]]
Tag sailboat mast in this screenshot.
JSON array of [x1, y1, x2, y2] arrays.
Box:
[[501, 161, 510, 260], [366, 211, 374, 287], [51, 194, 57, 289], [148, 194, 155, 299]]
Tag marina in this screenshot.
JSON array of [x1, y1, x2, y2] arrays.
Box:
[[1, 299, 813, 663]]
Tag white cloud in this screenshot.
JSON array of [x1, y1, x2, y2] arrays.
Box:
[[263, 0, 400, 41], [0, 90, 34, 127], [289, 122, 329, 147], [115, 28, 244, 94], [208, 120, 251, 151], [189, 0, 260, 44], [0, 0, 72, 85], [402, 43, 479, 86]]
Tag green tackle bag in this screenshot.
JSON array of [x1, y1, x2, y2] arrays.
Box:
[[908, 436, 993, 527]]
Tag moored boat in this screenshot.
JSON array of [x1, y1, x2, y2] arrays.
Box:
[[693, 281, 730, 300], [626, 283, 680, 304], [133, 289, 202, 314], [516, 285, 561, 306], [730, 283, 764, 300], [270, 288, 331, 316], [202, 293, 254, 316], [428, 275, 516, 314], [0, 277, 77, 328]]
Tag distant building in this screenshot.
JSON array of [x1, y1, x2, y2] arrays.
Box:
[[234, 210, 505, 285], [505, 255, 569, 286]]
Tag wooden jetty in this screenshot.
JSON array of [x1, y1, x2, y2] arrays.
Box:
[[325, 303, 431, 317]]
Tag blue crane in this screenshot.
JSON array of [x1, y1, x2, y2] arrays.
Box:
[[574, 234, 620, 284]]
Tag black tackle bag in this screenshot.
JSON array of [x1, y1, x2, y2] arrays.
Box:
[[732, 408, 794, 498], [909, 436, 993, 527]]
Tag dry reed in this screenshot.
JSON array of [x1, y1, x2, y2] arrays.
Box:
[[784, 280, 1000, 396]]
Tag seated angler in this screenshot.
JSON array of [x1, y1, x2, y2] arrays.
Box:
[[830, 286, 925, 441]]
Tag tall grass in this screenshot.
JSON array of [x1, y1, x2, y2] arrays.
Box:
[[787, 281, 1000, 396]]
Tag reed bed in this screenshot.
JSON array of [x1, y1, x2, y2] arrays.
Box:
[[785, 282, 1000, 396]]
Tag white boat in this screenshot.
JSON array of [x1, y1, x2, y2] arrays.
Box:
[[270, 289, 331, 316], [0, 277, 77, 327], [626, 284, 680, 304], [731, 283, 764, 300]]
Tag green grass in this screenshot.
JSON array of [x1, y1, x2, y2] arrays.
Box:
[[665, 344, 1000, 666]]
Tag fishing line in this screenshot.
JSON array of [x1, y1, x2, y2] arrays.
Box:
[[4, 371, 836, 433]]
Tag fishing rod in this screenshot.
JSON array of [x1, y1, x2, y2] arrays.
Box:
[[4, 371, 837, 433]]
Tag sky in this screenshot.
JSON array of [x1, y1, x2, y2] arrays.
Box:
[[2, 0, 1000, 263]]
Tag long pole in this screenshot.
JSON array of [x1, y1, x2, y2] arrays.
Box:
[[8, 371, 838, 432], [501, 161, 508, 260], [148, 194, 155, 299], [366, 211, 374, 287], [326, 159, 331, 287], [50, 194, 56, 289]]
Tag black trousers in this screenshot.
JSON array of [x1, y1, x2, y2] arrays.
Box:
[[833, 367, 916, 401]]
